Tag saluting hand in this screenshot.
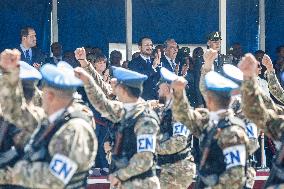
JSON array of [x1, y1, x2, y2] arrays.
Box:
[[0, 49, 21, 71], [262, 54, 274, 72], [171, 76, 188, 92], [238, 53, 258, 78], [203, 48, 218, 70], [74, 47, 88, 67]]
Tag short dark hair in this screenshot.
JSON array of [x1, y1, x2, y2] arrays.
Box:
[[207, 90, 231, 109], [121, 85, 142, 98], [20, 26, 34, 39], [138, 36, 151, 46], [94, 53, 107, 63], [254, 50, 265, 55], [22, 80, 36, 102]]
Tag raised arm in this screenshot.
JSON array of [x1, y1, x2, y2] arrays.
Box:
[[171, 77, 209, 138]]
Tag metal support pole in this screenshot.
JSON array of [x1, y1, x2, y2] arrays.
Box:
[[259, 0, 266, 51], [125, 0, 132, 61], [51, 0, 59, 43], [219, 0, 227, 54]]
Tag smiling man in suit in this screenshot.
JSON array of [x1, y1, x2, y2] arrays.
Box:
[[160, 39, 179, 74], [18, 26, 45, 69], [128, 37, 161, 100]]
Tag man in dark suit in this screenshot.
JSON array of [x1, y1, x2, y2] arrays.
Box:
[[45, 42, 63, 65], [17, 26, 45, 69], [160, 38, 179, 73], [128, 37, 161, 100]]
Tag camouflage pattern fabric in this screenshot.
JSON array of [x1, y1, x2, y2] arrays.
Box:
[[266, 69, 284, 104], [0, 67, 98, 188], [172, 89, 249, 189], [84, 72, 160, 188]]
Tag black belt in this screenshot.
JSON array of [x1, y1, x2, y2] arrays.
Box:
[[158, 150, 189, 165], [128, 169, 156, 182]]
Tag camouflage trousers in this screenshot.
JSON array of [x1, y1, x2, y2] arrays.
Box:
[[159, 156, 196, 189], [121, 176, 160, 189], [245, 167, 256, 189]]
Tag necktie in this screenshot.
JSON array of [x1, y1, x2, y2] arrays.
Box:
[[146, 59, 151, 65], [25, 50, 31, 63]]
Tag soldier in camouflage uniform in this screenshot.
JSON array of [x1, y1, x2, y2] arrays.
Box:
[[262, 54, 284, 104], [74, 47, 160, 189], [170, 49, 250, 189], [239, 54, 284, 189], [0, 50, 46, 173], [0, 49, 97, 189], [199, 50, 258, 189], [154, 68, 196, 189]]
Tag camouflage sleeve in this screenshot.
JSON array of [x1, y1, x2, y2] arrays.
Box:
[[241, 78, 271, 130], [214, 125, 249, 189], [114, 116, 159, 181], [157, 135, 188, 155], [172, 89, 209, 137], [199, 65, 211, 98], [0, 69, 42, 145], [8, 118, 97, 188], [32, 86, 43, 107], [84, 76, 124, 123], [83, 63, 113, 97], [267, 69, 284, 104]]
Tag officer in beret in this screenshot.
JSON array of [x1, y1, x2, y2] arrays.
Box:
[[155, 68, 195, 189], [170, 51, 250, 188], [199, 51, 258, 189], [0, 50, 45, 170], [0, 49, 97, 189], [207, 31, 232, 73], [74, 47, 160, 189], [239, 54, 284, 189]]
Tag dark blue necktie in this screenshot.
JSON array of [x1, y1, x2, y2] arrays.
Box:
[[25, 50, 31, 63], [146, 59, 151, 65]]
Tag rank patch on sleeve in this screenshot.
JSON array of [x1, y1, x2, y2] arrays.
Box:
[[172, 122, 190, 137], [245, 122, 257, 139], [137, 134, 156, 153], [223, 145, 246, 169], [49, 154, 78, 184]]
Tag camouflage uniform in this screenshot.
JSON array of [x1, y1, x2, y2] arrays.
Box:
[[266, 69, 284, 104], [0, 68, 45, 150], [155, 100, 196, 189], [172, 67, 250, 189], [201, 66, 257, 188], [241, 76, 284, 188], [0, 64, 98, 189], [84, 67, 160, 189]]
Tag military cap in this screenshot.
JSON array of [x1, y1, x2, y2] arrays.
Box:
[[222, 64, 243, 85], [112, 66, 148, 89], [19, 61, 42, 81], [205, 71, 239, 93], [207, 31, 222, 41], [178, 47, 191, 58], [158, 67, 178, 85], [40, 61, 82, 89]]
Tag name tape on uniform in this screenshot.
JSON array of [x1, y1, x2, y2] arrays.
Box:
[[172, 122, 190, 137], [223, 145, 246, 169], [49, 154, 78, 184], [246, 123, 257, 139], [137, 134, 156, 153]]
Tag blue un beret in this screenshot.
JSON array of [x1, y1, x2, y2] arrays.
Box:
[[222, 64, 243, 85], [205, 71, 239, 93], [159, 67, 178, 84], [112, 66, 148, 89], [19, 61, 42, 81], [40, 61, 82, 89]]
